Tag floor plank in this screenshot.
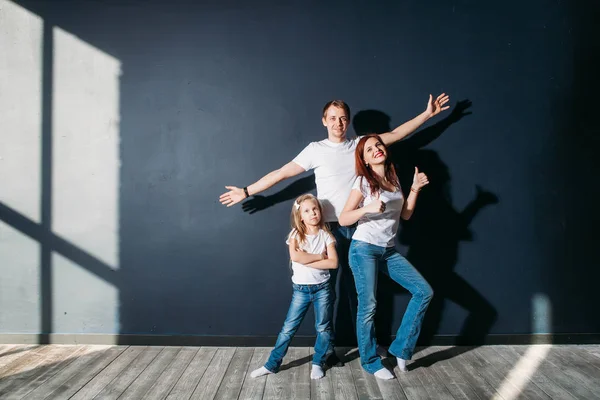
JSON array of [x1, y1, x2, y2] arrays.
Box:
[[559, 346, 600, 378], [417, 346, 477, 400], [0, 346, 38, 372], [410, 347, 455, 400], [492, 345, 578, 400], [543, 345, 600, 397], [0, 346, 52, 380], [289, 347, 311, 400], [118, 346, 181, 400], [327, 349, 358, 400], [238, 347, 270, 400], [582, 345, 600, 361], [165, 347, 217, 400], [356, 347, 409, 400], [0, 345, 34, 358], [567, 346, 600, 370], [512, 345, 600, 400], [144, 347, 199, 400], [437, 347, 484, 400], [347, 349, 383, 400], [0, 344, 598, 400], [69, 346, 143, 400], [90, 346, 162, 400], [213, 348, 254, 400], [20, 346, 114, 400], [388, 348, 429, 400], [264, 347, 312, 400], [189, 347, 236, 400], [47, 346, 128, 400], [443, 346, 505, 400], [0, 345, 84, 399], [474, 346, 551, 400]]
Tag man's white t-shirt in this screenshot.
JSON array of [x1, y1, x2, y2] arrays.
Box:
[[352, 177, 405, 248], [293, 138, 360, 222], [286, 229, 336, 285]]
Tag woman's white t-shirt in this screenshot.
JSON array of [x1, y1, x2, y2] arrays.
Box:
[[351, 177, 405, 248], [286, 229, 335, 285]]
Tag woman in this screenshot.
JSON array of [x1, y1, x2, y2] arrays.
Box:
[[339, 134, 433, 379]]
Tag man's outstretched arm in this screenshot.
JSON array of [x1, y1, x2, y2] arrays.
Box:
[[379, 93, 450, 146], [219, 161, 306, 207]]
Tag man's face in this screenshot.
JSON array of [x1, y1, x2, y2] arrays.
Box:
[[322, 106, 349, 140]]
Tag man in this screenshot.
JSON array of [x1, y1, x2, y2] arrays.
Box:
[[220, 94, 450, 365]]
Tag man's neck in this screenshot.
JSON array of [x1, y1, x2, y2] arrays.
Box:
[[327, 134, 347, 143]]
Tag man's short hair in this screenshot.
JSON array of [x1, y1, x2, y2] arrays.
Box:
[[322, 100, 351, 120]]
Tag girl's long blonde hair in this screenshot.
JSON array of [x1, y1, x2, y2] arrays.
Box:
[[288, 194, 331, 245]]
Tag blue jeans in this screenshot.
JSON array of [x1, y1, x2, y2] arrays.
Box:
[[265, 281, 333, 372], [328, 222, 357, 344], [349, 239, 433, 374]]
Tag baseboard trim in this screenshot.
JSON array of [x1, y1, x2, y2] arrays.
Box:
[[0, 333, 599, 346]]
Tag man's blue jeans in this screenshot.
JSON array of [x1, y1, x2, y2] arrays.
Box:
[[264, 281, 333, 372], [349, 239, 433, 374]]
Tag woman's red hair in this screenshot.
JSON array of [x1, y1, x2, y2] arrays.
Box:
[[354, 134, 400, 197]]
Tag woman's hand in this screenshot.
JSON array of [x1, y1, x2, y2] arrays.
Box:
[[365, 199, 386, 214], [411, 167, 429, 191]]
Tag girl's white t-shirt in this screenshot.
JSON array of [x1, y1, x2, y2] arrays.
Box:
[[352, 177, 405, 248], [286, 229, 335, 285]]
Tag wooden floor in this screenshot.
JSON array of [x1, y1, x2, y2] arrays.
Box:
[[0, 344, 598, 399]]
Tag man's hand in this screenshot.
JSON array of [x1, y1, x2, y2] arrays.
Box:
[[425, 93, 450, 118], [219, 186, 246, 207], [379, 93, 451, 146]]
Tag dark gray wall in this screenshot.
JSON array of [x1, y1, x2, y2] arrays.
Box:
[[2, 0, 599, 344]]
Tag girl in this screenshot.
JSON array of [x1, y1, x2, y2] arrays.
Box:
[[251, 194, 339, 380], [339, 135, 433, 379]]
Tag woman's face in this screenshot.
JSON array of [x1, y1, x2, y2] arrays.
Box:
[[363, 137, 387, 167]]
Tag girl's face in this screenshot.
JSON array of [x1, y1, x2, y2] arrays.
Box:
[[363, 137, 387, 167], [299, 199, 321, 227]]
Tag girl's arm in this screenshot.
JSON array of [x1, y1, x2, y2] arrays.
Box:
[[401, 167, 429, 220], [305, 243, 338, 270], [339, 189, 385, 226], [288, 238, 325, 264]]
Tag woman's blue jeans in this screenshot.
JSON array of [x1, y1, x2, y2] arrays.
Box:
[[349, 239, 433, 374]]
